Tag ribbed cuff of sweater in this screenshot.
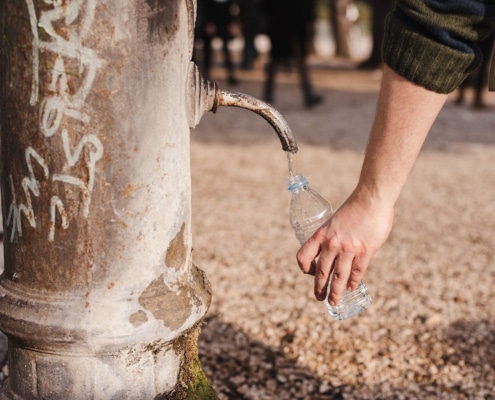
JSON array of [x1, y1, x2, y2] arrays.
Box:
[[382, 14, 477, 94]]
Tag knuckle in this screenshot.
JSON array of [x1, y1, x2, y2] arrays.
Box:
[[341, 242, 365, 255], [326, 236, 341, 249], [340, 243, 354, 254], [331, 271, 345, 282], [315, 268, 327, 279]]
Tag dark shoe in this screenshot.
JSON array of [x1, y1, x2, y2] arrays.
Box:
[[227, 76, 239, 86], [473, 99, 488, 110], [305, 94, 323, 108]]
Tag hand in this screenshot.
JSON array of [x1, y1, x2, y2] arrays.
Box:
[[296, 188, 394, 305]]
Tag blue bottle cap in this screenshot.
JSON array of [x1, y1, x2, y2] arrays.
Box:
[[287, 174, 308, 191]]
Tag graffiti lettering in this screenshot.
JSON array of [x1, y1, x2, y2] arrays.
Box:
[[49, 196, 68, 242], [8, 0, 103, 242], [6, 147, 49, 242]]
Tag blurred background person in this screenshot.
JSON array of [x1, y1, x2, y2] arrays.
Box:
[[194, 0, 239, 85], [262, 0, 324, 108], [238, 0, 266, 70], [455, 29, 495, 109], [358, 0, 395, 70]]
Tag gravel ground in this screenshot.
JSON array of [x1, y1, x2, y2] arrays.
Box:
[[1, 63, 495, 399], [191, 65, 495, 399]]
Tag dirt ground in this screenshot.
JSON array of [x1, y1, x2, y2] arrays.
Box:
[[191, 62, 495, 399]]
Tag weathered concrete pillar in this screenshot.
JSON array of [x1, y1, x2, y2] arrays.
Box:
[[0, 0, 214, 398]]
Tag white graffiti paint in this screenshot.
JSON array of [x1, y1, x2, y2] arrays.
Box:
[[6, 147, 49, 242], [39, 57, 91, 138], [25, 0, 40, 106], [54, 129, 104, 217], [8, 0, 103, 242], [6, 176, 21, 243], [49, 196, 68, 242]]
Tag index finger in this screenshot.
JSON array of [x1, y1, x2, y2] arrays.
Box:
[[296, 236, 322, 274]]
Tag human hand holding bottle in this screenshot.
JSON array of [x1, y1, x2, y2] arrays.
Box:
[[296, 66, 447, 308], [288, 174, 372, 319], [296, 186, 395, 306]]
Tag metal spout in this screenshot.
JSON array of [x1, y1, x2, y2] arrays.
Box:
[[187, 62, 298, 153]]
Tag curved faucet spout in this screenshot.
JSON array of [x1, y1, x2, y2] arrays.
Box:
[[217, 90, 298, 153], [186, 62, 298, 153]]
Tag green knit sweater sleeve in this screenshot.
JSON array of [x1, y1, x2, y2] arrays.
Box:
[[382, 0, 495, 94]]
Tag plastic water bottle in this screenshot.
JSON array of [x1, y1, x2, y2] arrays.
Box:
[[287, 173, 371, 320]]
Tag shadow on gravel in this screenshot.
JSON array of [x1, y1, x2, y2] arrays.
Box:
[[198, 314, 344, 400], [444, 319, 495, 371], [199, 315, 495, 399]]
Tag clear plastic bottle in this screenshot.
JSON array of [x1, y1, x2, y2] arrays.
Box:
[[287, 173, 372, 320]]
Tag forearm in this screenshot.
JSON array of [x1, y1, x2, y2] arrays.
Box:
[[355, 65, 448, 208]]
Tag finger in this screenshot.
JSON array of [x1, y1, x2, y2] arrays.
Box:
[[296, 237, 322, 274], [313, 249, 338, 301], [346, 254, 371, 291], [308, 260, 317, 276], [326, 252, 354, 306]]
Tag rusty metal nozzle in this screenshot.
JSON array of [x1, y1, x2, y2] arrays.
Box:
[[186, 62, 298, 153], [186, 62, 219, 127]]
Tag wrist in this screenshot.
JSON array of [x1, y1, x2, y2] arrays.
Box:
[[351, 181, 398, 211]]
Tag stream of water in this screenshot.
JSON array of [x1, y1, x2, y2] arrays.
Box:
[[286, 151, 298, 177]]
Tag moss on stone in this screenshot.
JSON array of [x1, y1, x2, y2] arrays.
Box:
[[164, 324, 217, 400]]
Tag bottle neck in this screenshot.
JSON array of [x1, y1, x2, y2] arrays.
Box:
[[287, 173, 308, 192]]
